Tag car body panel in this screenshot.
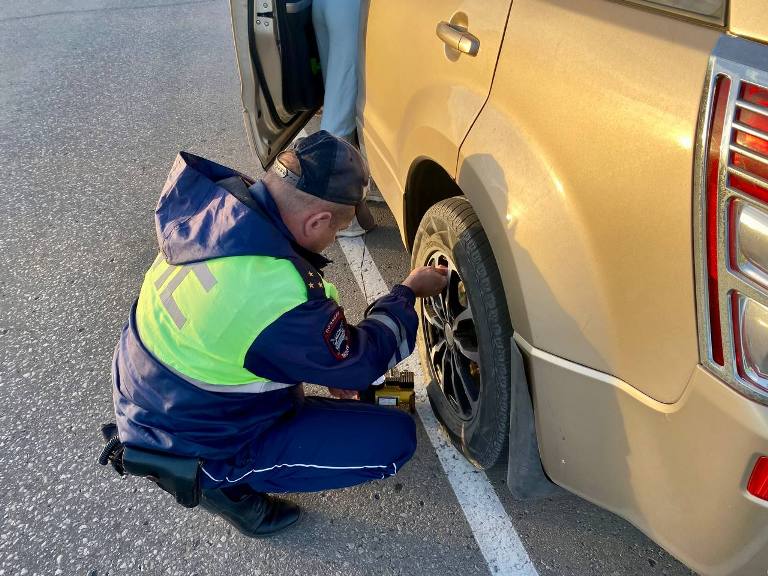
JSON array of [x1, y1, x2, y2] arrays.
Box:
[[229, 0, 768, 571], [450, 2, 768, 572], [358, 0, 512, 220], [458, 0, 721, 403], [519, 332, 768, 576]]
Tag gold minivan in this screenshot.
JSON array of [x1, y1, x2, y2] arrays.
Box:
[[229, 1, 768, 573]]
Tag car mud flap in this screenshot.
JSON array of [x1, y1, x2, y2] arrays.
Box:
[[427, 338, 559, 498], [507, 339, 561, 500]]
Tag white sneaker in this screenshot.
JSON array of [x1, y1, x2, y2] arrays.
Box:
[[336, 215, 367, 238]]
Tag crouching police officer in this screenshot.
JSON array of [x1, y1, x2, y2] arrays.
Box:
[[110, 131, 448, 537]]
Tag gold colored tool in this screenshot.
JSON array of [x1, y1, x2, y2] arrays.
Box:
[[360, 370, 416, 413]]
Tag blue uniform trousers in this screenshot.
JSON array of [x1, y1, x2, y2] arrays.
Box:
[[199, 395, 417, 493]]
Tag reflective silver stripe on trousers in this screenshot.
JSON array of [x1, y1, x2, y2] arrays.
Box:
[[160, 357, 296, 394]]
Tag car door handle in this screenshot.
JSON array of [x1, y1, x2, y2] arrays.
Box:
[[436, 21, 480, 56]]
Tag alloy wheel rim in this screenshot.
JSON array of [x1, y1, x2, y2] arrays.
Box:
[[421, 250, 481, 420]]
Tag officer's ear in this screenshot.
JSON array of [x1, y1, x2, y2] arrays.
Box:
[[305, 211, 334, 235]]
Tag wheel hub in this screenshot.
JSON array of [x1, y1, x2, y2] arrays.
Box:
[[421, 250, 481, 421], [444, 322, 455, 348]]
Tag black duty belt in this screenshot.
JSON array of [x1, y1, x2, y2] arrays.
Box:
[[98, 423, 202, 508]]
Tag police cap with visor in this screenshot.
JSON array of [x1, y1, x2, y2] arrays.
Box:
[[271, 130, 369, 206]]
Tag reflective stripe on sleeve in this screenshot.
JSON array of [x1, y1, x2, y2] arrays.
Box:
[[367, 312, 401, 343], [368, 311, 412, 366]]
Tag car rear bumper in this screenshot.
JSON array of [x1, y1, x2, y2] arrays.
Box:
[[517, 333, 768, 576]]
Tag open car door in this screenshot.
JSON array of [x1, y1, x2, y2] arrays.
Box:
[[229, 0, 323, 168]]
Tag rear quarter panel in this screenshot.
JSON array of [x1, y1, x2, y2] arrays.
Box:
[[458, 0, 720, 403]]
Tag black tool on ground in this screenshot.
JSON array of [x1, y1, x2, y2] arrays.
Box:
[[360, 370, 416, 413], [98, 422, 202, 508]]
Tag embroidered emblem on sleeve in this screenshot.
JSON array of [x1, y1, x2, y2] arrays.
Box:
[[324, 308, 351, 360]]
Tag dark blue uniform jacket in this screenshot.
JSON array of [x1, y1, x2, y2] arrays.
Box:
[[113, 152, 418, 460]]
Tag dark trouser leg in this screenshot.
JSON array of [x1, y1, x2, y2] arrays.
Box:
[[201, 397, 417, 494]]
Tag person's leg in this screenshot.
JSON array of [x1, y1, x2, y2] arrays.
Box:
[[201, 397, 417, 494], [336, 202, 375, 237], [313, 0, 373, 238], [315, 0, 361, 138], [311, 0, 329, 86]]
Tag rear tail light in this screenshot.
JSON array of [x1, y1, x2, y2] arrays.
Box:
[[730, 83, 768, 204], [747, 456, 768, 501], [732, 294, 768, 387], [733, 201, 768, 288], [694, 37, 768, 404], [705, 75, 730, 366]]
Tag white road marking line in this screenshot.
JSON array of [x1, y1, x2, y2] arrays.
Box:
[[337, 235, 539, 576]]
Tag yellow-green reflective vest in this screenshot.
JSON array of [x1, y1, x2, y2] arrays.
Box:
[[136, 253, 338, 386]]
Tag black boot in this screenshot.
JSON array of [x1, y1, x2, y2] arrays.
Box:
[[200, 486, 301, 538]]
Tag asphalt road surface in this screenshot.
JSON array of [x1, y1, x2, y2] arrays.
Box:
[[0, 1, 698, 575]]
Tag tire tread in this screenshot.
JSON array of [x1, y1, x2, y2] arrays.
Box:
[[413, 197, 512, 468]]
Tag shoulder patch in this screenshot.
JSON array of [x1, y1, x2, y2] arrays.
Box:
[[323, 308, 351, 360]]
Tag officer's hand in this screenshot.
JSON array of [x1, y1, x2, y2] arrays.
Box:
[[402, 265, 449, 298], [329, 387, 359, 400]]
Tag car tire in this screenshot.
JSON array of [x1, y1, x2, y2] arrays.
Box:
[[412, 197, 512, 469]]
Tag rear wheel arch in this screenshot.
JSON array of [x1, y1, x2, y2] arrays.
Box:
[[403, 158, 463, 252], [404, 155, 532, 338]]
